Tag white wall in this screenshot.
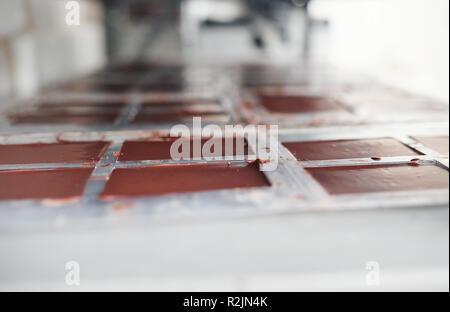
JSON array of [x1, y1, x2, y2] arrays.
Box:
[[0, 0, 106, 101], [311, 0, 449, 101]]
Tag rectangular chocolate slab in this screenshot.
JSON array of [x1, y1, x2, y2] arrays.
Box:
[[0, 168, 94, 201], [100, 162, 270, 200], [283, 138, 418, 161], [307, 165, 449, 195], [259, 94, 344, 113], [413, 136, 449, 155], [0, 142, 110, 165], [118, 138, 249, 161]]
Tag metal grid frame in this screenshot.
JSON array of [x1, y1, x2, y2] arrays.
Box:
[[0, 121, 448, 230], [0, 66, 234, 134], [0, 65, 448, 232], [238, 84, 450, 127]]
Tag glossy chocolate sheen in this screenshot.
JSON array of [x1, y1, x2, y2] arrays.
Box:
[[0, 168, 94, 201], [307, 165, 449, 195], [259, 94, 344, 113], [100, 162, 270, 200], [283, 138, 419, 161], [0, 142, 110, 165], [413, 136, 449, 155], [8, 113, 119, 125], [132, 111, 228, 124], [118, 138, 249, 161]]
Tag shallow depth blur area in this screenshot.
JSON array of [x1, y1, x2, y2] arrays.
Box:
[[0, 0, 448, 293], [0, 0, 448, 101]]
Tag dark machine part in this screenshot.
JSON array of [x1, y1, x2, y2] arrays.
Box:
[[100, 0, 313, 62], [101, 0, 180, 62]]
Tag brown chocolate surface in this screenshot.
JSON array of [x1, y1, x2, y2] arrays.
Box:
[[283, 138, 419, 161], [413, 136, 449, 155], [0, 168, 94, 201], [118, 138, 249, 161], [132, 111, 228, 124], [100, 162, 270, 199], [307, 165, 449, 195], [0, 142, 110, 165], [8, 113, 119, 125], [259, 94, 344, 113]]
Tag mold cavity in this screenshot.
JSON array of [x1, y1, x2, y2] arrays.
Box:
[[100, 162, 270, 200], [412, 136, 449, 155], [306, 164, 449, 195], [0, 141, 110, 165], [118, 138, 249, 161], [259, 94, 344, 113], [0, 168, 94, 201], [283, 138, 419, 161]]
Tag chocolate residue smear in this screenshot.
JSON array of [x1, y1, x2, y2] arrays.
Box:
[[112, 202, 134, 212], [408, 158, 421, 167], [100, 162, 270, 200]]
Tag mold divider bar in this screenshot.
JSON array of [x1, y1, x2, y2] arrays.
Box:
[[396, 135, 449, 159], [80, 141, 123, 203], [299, 156, 436, 169], [436, 158, 450, 170], [116, 92, 141, 126], [276, 143, 330, 201], [114, 158, 253, 169], [0, 163, 91, 171]]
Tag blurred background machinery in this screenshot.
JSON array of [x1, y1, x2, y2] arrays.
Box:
[[0, 0, 448, 101]]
